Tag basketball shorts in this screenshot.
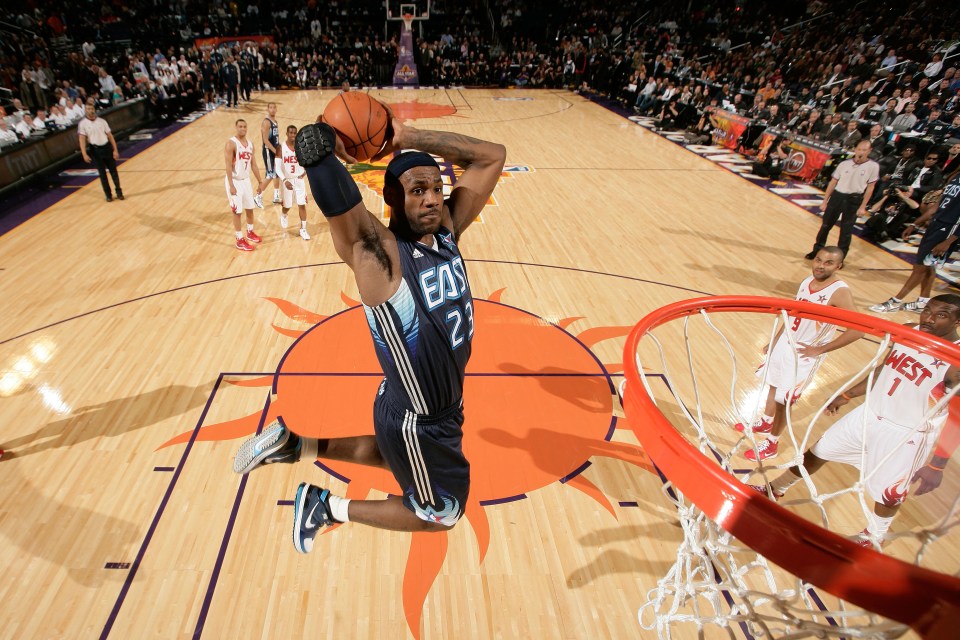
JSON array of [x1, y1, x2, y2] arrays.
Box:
[[917, 221, 960, 264], [811, 403, 936, 506], [225, 176, 254, 212], [373, 385, 469, 527], [281, 176, 307, 208], [262, 147, 277, 179], [756, 337, 824, 405]]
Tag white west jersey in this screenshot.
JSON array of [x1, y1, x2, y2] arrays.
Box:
[[786, 276, 849, 347], [868, 331, 957, 431], [230, 136, 253, 180], [276, 142, 304, 180]]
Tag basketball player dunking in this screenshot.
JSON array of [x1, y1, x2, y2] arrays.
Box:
[[233, 105, 506, 551], [261, 102, 281, 204], [736, 247, 863, 460], [753, 294, 960, 548], [224, 119, 266, 251], [275, 125, 311, 240]]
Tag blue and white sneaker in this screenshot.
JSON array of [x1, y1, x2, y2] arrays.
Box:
[[253, 192, 264, 209], [293, 483, 336, 553], [232, 417, 301, 474]]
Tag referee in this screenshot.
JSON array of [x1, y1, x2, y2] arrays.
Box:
[[79, 102, 123, 202], [806, 139, 878, 259], [870, 170, 960, 313]]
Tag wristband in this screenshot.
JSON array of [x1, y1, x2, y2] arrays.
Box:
[[841, 392, 852, 401], [928, 461, 946, 471]]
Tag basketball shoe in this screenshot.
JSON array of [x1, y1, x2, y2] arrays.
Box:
[[299, 227, 311, 240], [745, 483, 783, 500], [253, 193, 264, 209], [734, 417, 773, 434], [902, 299, 926, 313], [232, 417, 302, 474], [744, 438, 778, 461], [869, 297, 903, 312], [293, 483, 337, 553], [273, 190, 281, 204], [236, 237, 255, 251], [246, 230, 262, 244], [854, 529, 885, 550], [279, 212, 288, 229]]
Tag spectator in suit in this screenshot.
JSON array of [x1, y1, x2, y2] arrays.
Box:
[[867, 123, 886, 158], [890, 102, 918, 132]]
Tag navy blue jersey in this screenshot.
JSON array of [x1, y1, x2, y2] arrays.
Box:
[[364, 226, 472, 415], [933, 174, 960, 232], [264, 117, 279, 149]]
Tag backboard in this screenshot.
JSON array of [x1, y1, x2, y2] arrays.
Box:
[[386, 0, 431, 20]]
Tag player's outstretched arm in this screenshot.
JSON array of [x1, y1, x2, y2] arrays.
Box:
[[799, 287, 864, 357], [913, 365, 960, 494], [824, 356, 887, 414], [376, 115, 506, 239], [298, 123, 400, 306]]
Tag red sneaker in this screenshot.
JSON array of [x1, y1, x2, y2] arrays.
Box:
[[246, 230, 262, 244], [734, 418, 773, 434], [855, 529, 884, 550], [744, 438, 778, 461], [746, 484, 783, 500], [236, 238, 255, 251]]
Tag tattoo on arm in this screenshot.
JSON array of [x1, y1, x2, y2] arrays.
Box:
[[405, 130, 484, 165]]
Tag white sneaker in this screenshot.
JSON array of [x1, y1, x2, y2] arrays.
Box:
[[279, 213, 288, 229], [253, 193, 264, 209], [869, 297, 902, 313], [299, 227, 311, 241], [903, 300, 926, 313]]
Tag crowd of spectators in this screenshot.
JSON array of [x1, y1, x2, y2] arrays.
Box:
[[2, 0, 959, 189]]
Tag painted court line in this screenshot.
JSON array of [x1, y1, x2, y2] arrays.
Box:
[[193, 393, 272, 638], [99, 374, 225, 639]]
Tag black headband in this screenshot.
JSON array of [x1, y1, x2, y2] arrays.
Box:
[[385, 151, 440, 181]]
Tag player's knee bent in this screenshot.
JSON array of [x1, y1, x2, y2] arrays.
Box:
[[414, 518, 458, 533]]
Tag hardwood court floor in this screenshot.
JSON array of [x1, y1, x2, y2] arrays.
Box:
[[0, 89, 953, 639]]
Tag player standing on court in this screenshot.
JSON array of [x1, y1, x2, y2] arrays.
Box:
[[233, 104, 506, 552], [736, 247, 863, 460], [753, 294, 960, 548], [275, 124, 311, 240], [261, 102, 281, 204], [870, 170, 960, 314], [225, 119, 266, 251]]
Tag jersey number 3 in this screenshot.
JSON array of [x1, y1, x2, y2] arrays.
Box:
[[446, 301, 474, 349]]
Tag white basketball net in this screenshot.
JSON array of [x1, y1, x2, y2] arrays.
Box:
[[402, 13, 414, 32], [626, 307, 960, 639]]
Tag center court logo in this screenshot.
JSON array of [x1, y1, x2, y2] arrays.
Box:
[[158, 288, 654, 638]]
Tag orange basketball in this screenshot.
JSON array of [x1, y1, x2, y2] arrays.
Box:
[[322, 92, 390, 162]]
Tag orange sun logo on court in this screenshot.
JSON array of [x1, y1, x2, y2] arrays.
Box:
[[158, 289, 652, 638]]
